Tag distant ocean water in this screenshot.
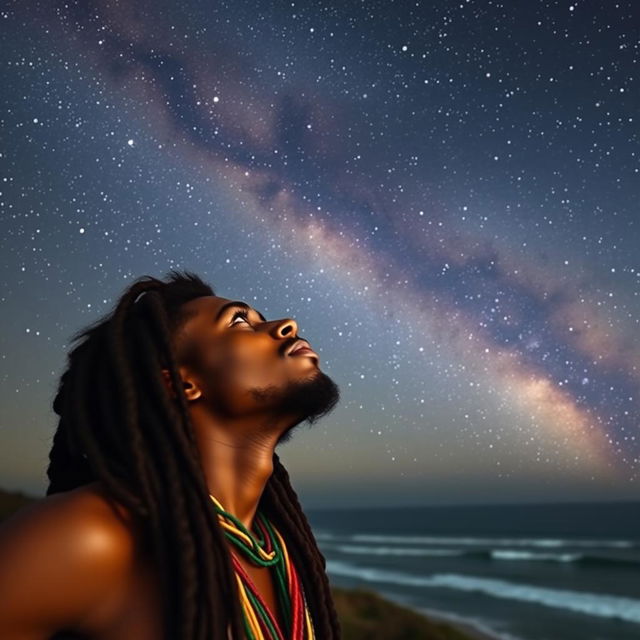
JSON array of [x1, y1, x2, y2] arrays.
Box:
[[306, 501, 640, 640]]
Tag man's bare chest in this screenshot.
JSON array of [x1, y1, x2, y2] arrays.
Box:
[[53, 552, 283, 640], [51, 557, 164, 640]]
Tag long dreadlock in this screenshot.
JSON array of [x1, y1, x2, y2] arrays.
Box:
[[46, 269, 341, 639]]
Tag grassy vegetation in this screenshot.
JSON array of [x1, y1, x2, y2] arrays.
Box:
[[0, 489, 478, 639], [331, 585, 478, 640], [0, 486, 37, 520]]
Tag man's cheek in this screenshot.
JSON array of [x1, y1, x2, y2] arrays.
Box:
[[234, 342, 278, 375], [203, 339, 281, 388]]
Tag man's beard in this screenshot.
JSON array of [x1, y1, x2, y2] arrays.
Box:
[[250, 369, 340, 445]]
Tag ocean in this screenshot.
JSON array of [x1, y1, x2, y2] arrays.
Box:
[[305, 501, 640, 640]]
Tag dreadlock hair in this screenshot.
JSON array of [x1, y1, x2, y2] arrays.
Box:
[[46, 269, 341, 640]]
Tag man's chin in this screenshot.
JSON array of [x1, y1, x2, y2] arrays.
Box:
[[275, 370, 340, 443], [302, 369, 340, 417]]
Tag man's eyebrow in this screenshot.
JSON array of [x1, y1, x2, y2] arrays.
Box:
[[215, 301, 267, 323]]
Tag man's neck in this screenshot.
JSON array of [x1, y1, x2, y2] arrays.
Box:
[[190, 408, 295, 531]]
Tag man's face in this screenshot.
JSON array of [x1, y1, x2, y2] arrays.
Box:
[[171, 295, 340, 440]]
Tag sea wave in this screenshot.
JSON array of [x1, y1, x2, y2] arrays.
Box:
[[351, 533, 637, 549], [487, 549, 640, 568], [326, 560, 640, 624], [313, 530, 637, 549], [326, 544, 463, 557], [322, 543, 640, 567]]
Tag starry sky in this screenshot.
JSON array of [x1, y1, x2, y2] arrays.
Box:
[[1, 1, 638, 508]]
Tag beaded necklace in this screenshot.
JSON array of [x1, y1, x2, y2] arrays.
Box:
[[210, 494, 316, 640]]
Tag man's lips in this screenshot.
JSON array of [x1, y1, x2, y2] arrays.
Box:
[[287, 339, 311, 356], [286, 340, 319, 363], [289, 347, 317, 357]]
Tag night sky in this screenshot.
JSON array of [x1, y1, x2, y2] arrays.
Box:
[[1, 1, 638, 508]]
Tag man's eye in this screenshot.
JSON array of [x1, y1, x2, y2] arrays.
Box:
[[230, 310, 251, 326]]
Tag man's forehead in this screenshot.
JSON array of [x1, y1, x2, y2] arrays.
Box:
[[181, 295, 234, 323], [172, 296, 234, 356]]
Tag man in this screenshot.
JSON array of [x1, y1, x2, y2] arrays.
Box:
[[0, 270, 342, 639]]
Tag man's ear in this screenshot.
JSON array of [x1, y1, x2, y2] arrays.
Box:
[[161, 368, 202, 401]]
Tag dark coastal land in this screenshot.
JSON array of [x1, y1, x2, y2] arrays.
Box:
[[331, 585, 497, 640]]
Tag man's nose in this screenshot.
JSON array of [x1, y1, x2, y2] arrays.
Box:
[[273, 317, 298, 338]]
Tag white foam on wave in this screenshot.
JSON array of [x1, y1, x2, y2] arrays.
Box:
[[314, 531, 338, 541], [325, 544, 587, 562], [490, 550, 583, 562], [349, 533, 635, 549], [327, 544, 462, 557], [326, 560, 640, 625]]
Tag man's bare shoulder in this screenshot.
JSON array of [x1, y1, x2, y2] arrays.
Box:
[[0, 481, 140, 637], [64, 480, 139, 532], [1, 480, 138, 553]]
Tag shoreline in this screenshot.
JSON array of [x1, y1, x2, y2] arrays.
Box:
[[331, 585, 509, 640], [414, 605, 508, 640], [373, 588, 507, 640]]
